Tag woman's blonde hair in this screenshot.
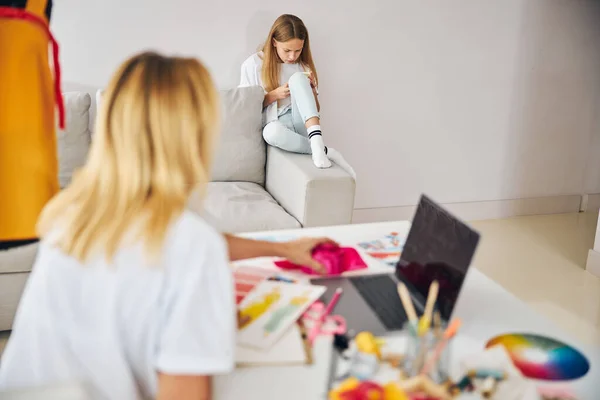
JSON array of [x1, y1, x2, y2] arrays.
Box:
[[261, 14, 318, 92], [38, 51, 220, 263]]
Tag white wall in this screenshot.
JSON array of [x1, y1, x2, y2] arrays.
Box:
[[52, 0, 600, 213]]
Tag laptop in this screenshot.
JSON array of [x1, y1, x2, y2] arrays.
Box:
[[310, 194, 480, 337]]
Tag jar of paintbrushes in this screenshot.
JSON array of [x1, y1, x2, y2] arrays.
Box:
[[402, 313, 452, 383], [398, 281, 461, 386]]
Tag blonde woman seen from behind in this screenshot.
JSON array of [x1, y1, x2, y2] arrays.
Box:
[[0, 52, 233, 400]]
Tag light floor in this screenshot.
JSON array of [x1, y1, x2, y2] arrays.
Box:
[[1, 212, 600, 356], [470, 212, 600, 346]]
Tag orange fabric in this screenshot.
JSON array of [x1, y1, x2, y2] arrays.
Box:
[[0, 0, 60, 241], [0, 6, 65, 130]]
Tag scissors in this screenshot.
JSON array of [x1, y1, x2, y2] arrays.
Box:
[[302, 300, 347, 345]]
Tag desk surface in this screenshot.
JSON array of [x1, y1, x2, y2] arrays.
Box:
[[215, 221, 600, 400]]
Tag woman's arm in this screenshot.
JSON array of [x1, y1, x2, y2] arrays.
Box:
[[155, 234, 234, 400], [313, 86, 320, 112], [157, 373, 211, 400], [223, 233, 336, 273], [224, 233, 286, 260]]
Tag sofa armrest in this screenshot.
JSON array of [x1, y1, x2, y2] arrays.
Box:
[[265, 147, 355, 227]]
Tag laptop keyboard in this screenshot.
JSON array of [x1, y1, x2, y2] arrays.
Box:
[[349, 275, 408, 331]]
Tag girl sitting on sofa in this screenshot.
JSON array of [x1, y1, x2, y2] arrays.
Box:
[[240, 14, 355, 178]]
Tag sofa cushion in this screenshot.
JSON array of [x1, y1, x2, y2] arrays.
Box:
[[56, 92, 92, 188], [0, 241, 38, 274], [211, 86, 266, 186], [188, 182, 301, 233]]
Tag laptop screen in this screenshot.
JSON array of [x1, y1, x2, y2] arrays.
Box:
[[396, 195, 480, 321]]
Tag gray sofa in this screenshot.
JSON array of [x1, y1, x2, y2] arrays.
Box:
[[0, 86, 355, 331]]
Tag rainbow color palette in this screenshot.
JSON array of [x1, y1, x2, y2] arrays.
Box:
[[486, 333, 590, 381]]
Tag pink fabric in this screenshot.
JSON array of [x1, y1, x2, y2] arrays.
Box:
[[274, 244, 368, 276]]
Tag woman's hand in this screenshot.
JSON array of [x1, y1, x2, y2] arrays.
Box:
[[224, 234, 337, 273], [280, 237, 339, 274]]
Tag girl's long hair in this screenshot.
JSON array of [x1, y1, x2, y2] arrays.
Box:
[[37, 51, 220, 263], [261, 14, 318, 92]]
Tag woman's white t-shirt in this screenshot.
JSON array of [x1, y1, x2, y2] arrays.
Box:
[[0, 211, 235, 399]]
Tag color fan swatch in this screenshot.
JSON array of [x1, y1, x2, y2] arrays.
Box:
[[486, 333, 590, 381]]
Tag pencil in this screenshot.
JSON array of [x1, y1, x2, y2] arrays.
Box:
[[397, 283, 418, 334], [308, 288, 343, 345], [418, 280, 439, 336], [323, 288, 343, 317]]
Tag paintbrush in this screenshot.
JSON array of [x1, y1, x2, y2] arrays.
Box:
[[418, 281, 439, 336], [397, 283, 418, 335], [413, 335, 428, 376], [420, 319, 462, 376], [433, 311, 442, 340]]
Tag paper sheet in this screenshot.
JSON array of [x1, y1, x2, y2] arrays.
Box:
[[237, 280, 325, 350], [357, 231, 405, 266], [236, 324, 307, 366], [234, 265, 304, 304]]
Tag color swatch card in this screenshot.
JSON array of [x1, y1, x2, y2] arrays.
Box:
[[234, 265, 304, 305], [237, 280, 325, 350], [234, 266, 273, 305], [357, 231, 405, 266]]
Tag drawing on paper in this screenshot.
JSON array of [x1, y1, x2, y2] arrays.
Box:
[[237, 281, 325, 350], [238, 286, 281, 329], [357, 231, 405, 266], [263, 291, 312, 335]]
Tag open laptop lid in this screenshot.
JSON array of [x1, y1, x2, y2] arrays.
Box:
[[396, 195, 480, 321]]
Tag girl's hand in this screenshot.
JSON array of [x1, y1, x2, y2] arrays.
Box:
[[308, 73, 317, 89], [272, 83, 290, 100]]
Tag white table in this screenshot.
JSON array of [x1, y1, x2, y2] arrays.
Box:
[[214, 222, 600, 400]]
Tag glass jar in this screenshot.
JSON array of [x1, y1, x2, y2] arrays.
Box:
[[401, 321, 452, 384]]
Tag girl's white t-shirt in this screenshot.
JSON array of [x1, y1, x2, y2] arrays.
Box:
[[0, 211, 235, 399], [239, 52, 306, 116]]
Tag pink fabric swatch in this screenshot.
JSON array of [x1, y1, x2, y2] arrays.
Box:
[[274, 244, 368, 276]]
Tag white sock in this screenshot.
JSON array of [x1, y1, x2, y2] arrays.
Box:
[[307, 125, 331, 169], [327, 148, 357, 179]]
